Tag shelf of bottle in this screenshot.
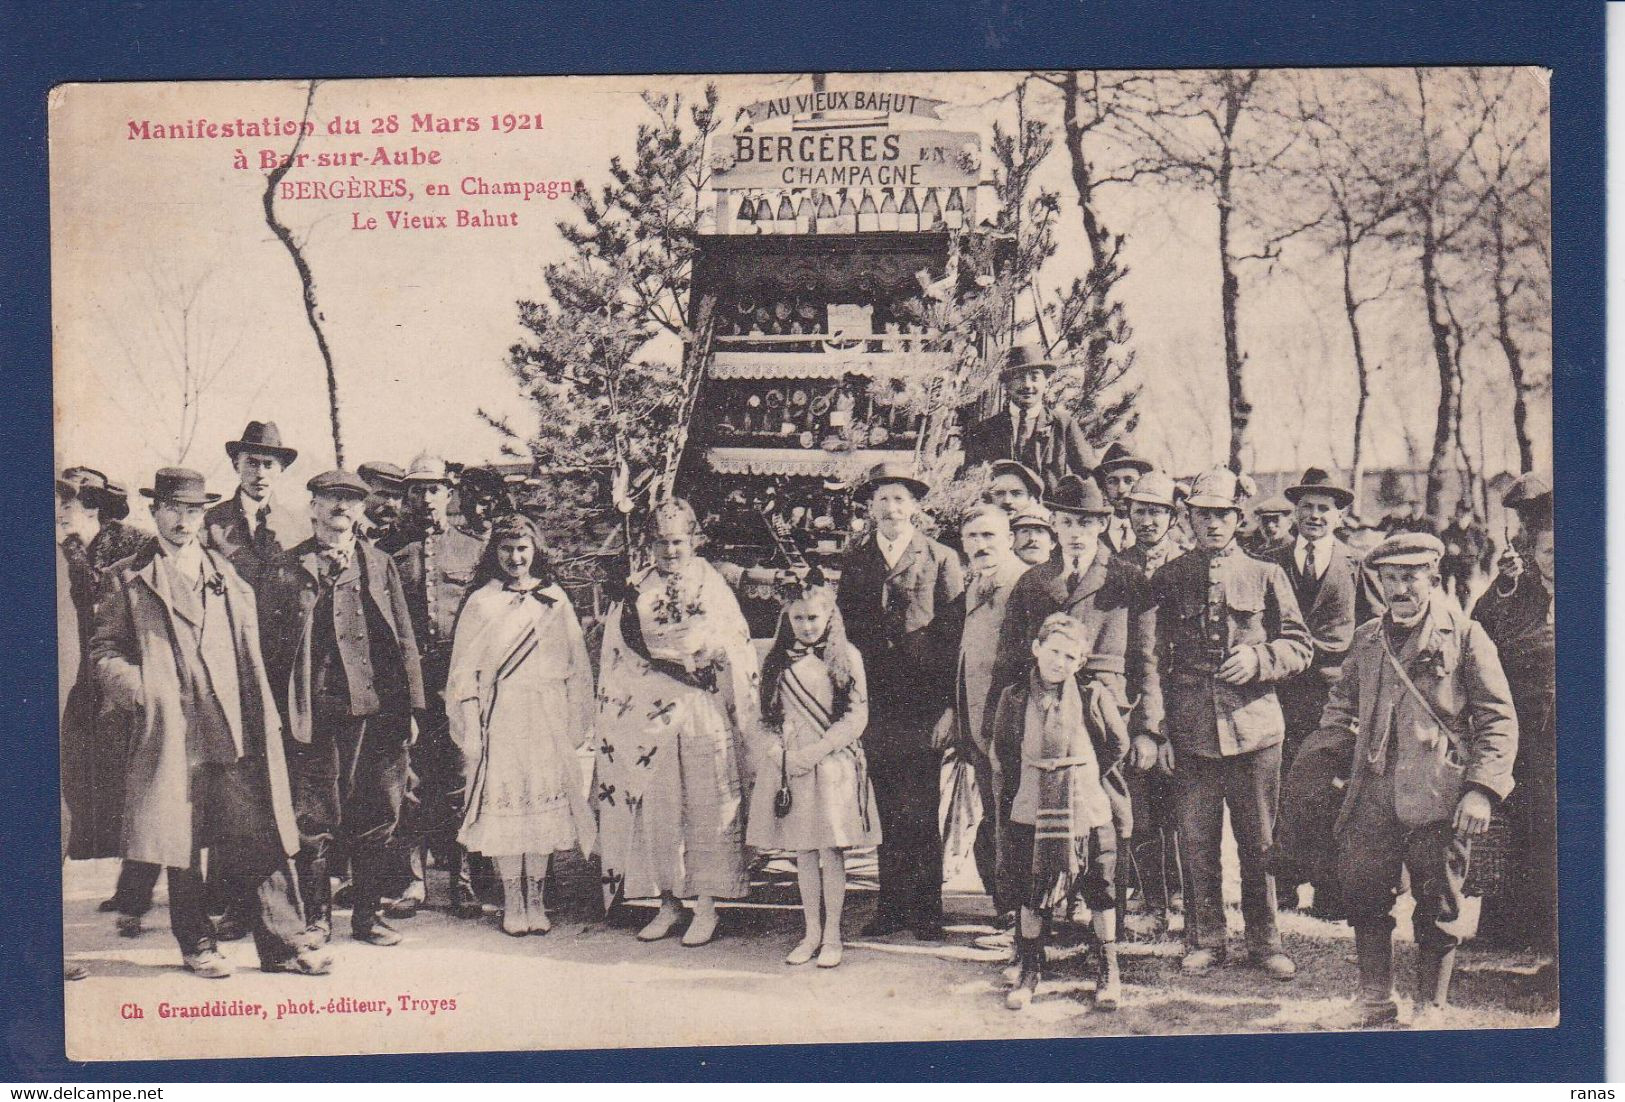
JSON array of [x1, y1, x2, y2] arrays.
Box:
[[709, 343, 954, 380], [705, 446, 922, 479], [703, 184, 984, 236]]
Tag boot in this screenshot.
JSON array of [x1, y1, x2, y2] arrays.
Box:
[[500, 876, 528, 937], [1324, 926, 1397, 1028], [297, 853, 332, 944], [1005, 935, 1041, 1011], [524, 873, 551, 935], [449, 846, 482, 919], [1411, 947, 1457, 1029], [1095, 941, 1122, 1011]]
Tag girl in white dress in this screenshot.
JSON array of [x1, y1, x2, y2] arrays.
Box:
[[746, 572, 879, 968], [446, 514, 596, 936]]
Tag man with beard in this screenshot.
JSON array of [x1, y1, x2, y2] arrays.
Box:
[[357, 462, 408, 547], [388, 454, 488, 916], [960, 344, 1096, 494], [258, 471, 426, 946]]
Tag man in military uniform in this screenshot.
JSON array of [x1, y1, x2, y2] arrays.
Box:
[[1146, 468, 1312, 979], [389, 453, 488, 916], [837, 462, 965, 940], [1316, 534, 1517, 1028], [357, 461, 408, 547], [960, 344, 1097, 495], [257, 470, 426, 946], [1117, 469, 1185, 932], [1245, 494, 1294, 558], [1095, 442, 1151, 555]]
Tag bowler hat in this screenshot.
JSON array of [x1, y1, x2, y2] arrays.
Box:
[[306, 470, 371, 499], [856, 461, 930, 502], [1010, 502, 1055, 533], [1184, 468, 1258, 511], [357, 461, 406, 491], [1001, 342, 1059, 378], [1096, 442, 1152, 477], [1365, 532, 1445, 569], [1124, 469, 1180, 510], [403, 453, 452, 484], [1283, 467, 1354, 509], [1045, 473, 1113, 517], [139, 467, 221, 506], [988, 459, 1043, 500], [1251, 494, 1294, 517], [1502, 472, 1552, 511], [225, 421, 298, 467]]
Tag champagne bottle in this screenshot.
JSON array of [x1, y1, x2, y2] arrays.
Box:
[[878, 187, 899, 231], [776, 193, 795, 235], [944, 187, 964, 229], [817, 191, 837, 233], [836, 189, 858, 233], [735, 191, 756, 233], [856, 189, 879, 232], [794, 192, 812, 234], [898, 187, 920, 232], [922, 187, 942, 229], [755, 194, 774, 232]]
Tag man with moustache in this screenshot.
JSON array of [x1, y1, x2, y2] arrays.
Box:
[[1264, 469, 1383, 917], [961, 344, 1097, 495], [357, 462, 408, 547], [257, 470, 426, 947], [1095, 443, 1152, 555], [942, 505, 1031, 921], [1147, 468, 1311, 979], [837, 462, 964, 940], [1009, 502, 1058, 567], [90, 468, 328, 978], [387, 453, 489, 916], [204, 422, 307, 588], [1316, 534, 1517, 1028]]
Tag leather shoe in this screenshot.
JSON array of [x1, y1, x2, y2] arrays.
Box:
[[859, 914, 906, 939], [116, 914, 143, 938], [183, 948, 231, 979], [353, 920, 403, 947], [1252, 951, 1297, 981], [65, 962, 88, 981], [261, 948, 334, 976], [384, 896, 419, 919], [97, 897, 121, 913], [213, 913, 248, 942], [1180, 946, 1225, 974]]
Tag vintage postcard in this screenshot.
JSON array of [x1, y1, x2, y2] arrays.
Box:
[[51, 68, 1555, 1061]]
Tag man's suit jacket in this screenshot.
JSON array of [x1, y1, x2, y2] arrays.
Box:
[[836, 527, 964, 737], [205, 492, 310, 588], [256, 537, 426, 743], [1264, 539, 1383, 678], [960, 406, 1097, 494]]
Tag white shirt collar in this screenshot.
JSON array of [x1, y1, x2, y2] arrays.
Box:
[[1065, 544, 1099, 579], [877, 526, 913, 567], [238, 487, 270, 528], [159, 536, 205, 580], [1295, 533, 1336, 579]]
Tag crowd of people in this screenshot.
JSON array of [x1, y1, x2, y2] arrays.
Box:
[[56, 343, 1557, 1029]]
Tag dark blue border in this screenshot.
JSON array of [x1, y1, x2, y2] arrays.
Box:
[[1, 0, 1604, 1082]]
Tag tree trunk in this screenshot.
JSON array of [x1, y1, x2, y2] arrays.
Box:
[[1217, 147, 1248, 473], [1339, 227, 1372, 517], [1059, 72, 1109, 271], [1490, 193, 1535, 472], [1418, 231, 1457, 522]]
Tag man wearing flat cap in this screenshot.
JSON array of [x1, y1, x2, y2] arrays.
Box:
[[1244, 494, 1295, 559], [90, 469, 328, 978], [1009, 502, 1058, 567], [387, 453, 490, 917], [1312, 533, 1517, 1028], [1144, 468, 1312, 980], [1470, 472, 1556, 950], [1095, 442, 1152, 555], [205, 421, 307, 589], [837, 462, 964, 939], [960, 344, 1097, 495], [357, 461, 408, 547], [257, 469, 426, 947], [1262, 468, 1383, 916]]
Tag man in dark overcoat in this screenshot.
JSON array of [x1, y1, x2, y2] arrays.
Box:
[[257, 470, 426, 947], [1094, 442, 1151, 555], [204, 421, 308, 588], [1146, 468, 1312, 980], [90, 468, 328, 978], [836, 462, 964, 940], [960, 344, 1097, 495]]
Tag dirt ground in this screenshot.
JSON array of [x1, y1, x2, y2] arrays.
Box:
[[60, 847, 1556, 1062]]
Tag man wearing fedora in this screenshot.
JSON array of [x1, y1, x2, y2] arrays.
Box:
[[89, 468, 329, 978], [960, 344, 1097, 495], [987, 473, 1152, 1002], [56, 466, 159, 925], [357, 461, 408, 547], [837, 462, 964, 939], [983, 459, 1044, 517], [257, 470, 426, 947], [205, 421, 308, 590], [388, 453, 490, 917], [1263, 468, 1383, 916], [1095, 442, 1152, 555], [1009, 502, 1058, 567], [1145, 468, 1312, 980], [1117, 469, 1186, 933], [1312, 533, 1517, 1028]]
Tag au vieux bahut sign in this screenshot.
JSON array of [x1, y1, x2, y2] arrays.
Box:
[[712, 90, 980, 190]]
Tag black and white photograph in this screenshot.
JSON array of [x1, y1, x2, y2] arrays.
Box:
[[49, 67, 1556, 1060]]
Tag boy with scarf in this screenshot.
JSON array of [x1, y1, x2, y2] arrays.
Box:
[[989, 612, 1123, 1012]]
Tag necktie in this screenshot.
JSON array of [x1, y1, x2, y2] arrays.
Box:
[[320, 545, 353, 584], [254, 503, 273, 551], [1065, 562, 1082, 592], [1303, 540, 1317, 581]]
